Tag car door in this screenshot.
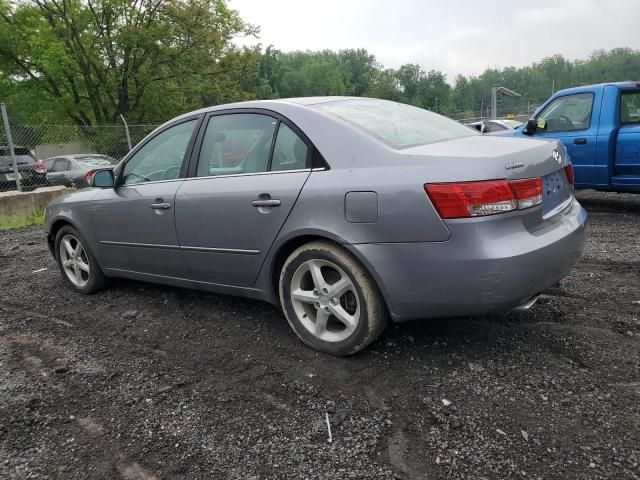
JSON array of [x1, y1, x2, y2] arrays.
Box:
[[47, 158, 72, 186], [44, 158, 59, 185], [174, 111, 312, 287], [530, 92, 599, 186], [91, 117, 200, 278]]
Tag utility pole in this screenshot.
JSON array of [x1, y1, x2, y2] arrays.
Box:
[[120, 114, 132, 152], [491, 86, 521, 119], [1, 103, 21, 192]]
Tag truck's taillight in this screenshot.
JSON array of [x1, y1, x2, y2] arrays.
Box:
[[564, 164, 574, 185], [84, 170, 95, 183], [425, 177, 542, 219]]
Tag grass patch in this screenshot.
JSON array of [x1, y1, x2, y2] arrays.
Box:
[[0, 212, 45, 230]]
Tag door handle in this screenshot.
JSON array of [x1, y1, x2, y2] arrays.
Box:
[[252, 199, 281, 207], [150, 202, 171, 210], [574, 138, 587, 145]]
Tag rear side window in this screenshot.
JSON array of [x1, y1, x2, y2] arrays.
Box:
[[316, 99, 478, 149], [271, 124, 309, 171], [621, 91, 640, 124], [196, 114, 277, 177]]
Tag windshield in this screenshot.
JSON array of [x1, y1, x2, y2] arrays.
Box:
[[316, 99, 478, 149], [75, 155, 118, 167]]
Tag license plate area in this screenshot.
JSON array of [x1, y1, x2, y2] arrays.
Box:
[[541, 170, 571, 217], [4, 172, 21, 181]]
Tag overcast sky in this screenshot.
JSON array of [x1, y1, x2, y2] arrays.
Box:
[[229, 0, 640, 80]]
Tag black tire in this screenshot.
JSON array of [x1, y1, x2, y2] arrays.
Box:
[[54, 225, 107, 294], [279, 241, 387, 356]]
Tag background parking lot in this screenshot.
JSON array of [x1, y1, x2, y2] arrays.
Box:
[[1, 190, 639, 480]]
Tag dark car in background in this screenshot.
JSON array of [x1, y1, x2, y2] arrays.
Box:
[[0, 146, 48, 191], [45, 154, 119, 188]]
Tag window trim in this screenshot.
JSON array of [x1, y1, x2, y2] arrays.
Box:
[[115, 115, 203, 187], [535, 92, 595, 134], [620, 89, 640, 126], [186, 108, 326, 179]]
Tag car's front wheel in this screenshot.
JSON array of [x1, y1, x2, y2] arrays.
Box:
[[54, 225, 107, 294], [279, 241, 387, 355]]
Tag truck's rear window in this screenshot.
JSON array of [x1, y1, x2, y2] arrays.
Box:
[[316, 99, 478, 149], [621, 91, 640, 124]]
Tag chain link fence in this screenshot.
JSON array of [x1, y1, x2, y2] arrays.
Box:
[[449, 96, 548, 125], [1, 103, 158, 192]]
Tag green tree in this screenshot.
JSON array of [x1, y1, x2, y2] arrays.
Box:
[[0, 0, 256, 125]]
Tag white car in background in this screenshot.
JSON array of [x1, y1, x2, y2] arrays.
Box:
[[466, 119, 524, 134]]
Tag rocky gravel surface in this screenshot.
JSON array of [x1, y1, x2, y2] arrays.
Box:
[[0, 190, 639, 479]]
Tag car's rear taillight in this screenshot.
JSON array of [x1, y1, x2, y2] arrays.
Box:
[[509, 178, 542, 209], [425, 177, 543, 219], [425, 180, 516, 219], [35, 160, 46, 174], [84, 170, 95, 183], [564, 164, 574, 185]]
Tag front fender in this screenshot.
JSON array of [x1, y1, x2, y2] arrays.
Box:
[[44, 189, 100, 260]]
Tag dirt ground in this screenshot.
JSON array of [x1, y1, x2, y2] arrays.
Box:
[[1, 190, 639, 480]]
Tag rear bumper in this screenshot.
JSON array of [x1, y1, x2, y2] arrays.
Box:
[[350, 198, 587, 322]]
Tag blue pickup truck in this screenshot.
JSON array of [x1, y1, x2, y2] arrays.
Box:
[[498, 82, 640, 192]]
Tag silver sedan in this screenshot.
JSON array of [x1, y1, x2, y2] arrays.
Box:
[[44, 97, 586, 355]]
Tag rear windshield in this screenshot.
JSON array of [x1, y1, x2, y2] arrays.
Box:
[[316, 99, 478, 149], [75, 155, 118, 167], [0, 147, 35, 168]]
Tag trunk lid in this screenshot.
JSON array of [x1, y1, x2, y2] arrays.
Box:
[[402, 135, 573, 220]]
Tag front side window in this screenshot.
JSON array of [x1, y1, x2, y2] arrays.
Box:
[[621, 91, 640, 124], [196, 114, 277, 177], [53, 159, 70, 172], [123, 119, 196, 185], [271, 124, 309, 171], [316, 98, 478, 149], [537, 93, 594, 132]]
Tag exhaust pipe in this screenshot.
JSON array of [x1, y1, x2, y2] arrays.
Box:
[[511, 295, 539, 312]]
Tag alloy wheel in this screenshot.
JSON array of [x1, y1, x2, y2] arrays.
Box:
[[59, 234, 90, 288], [289, 259, 360, 342]]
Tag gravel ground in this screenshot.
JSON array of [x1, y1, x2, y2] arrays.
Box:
[[1, 190, 639, 480]]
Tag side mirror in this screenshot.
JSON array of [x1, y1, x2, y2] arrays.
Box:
[[91, 169, 114, 188], [524, 119, 538, 135]]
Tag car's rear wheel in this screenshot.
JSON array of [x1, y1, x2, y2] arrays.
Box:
[[55, 225, 106, 294], [279, 241, 387, 355]]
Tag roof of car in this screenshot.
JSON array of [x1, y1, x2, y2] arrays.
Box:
[[555, 81, 640, 96], [159, 96, 399, 135]]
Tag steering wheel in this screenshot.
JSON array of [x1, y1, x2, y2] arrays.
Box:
[[557, 115, 574, 129]]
